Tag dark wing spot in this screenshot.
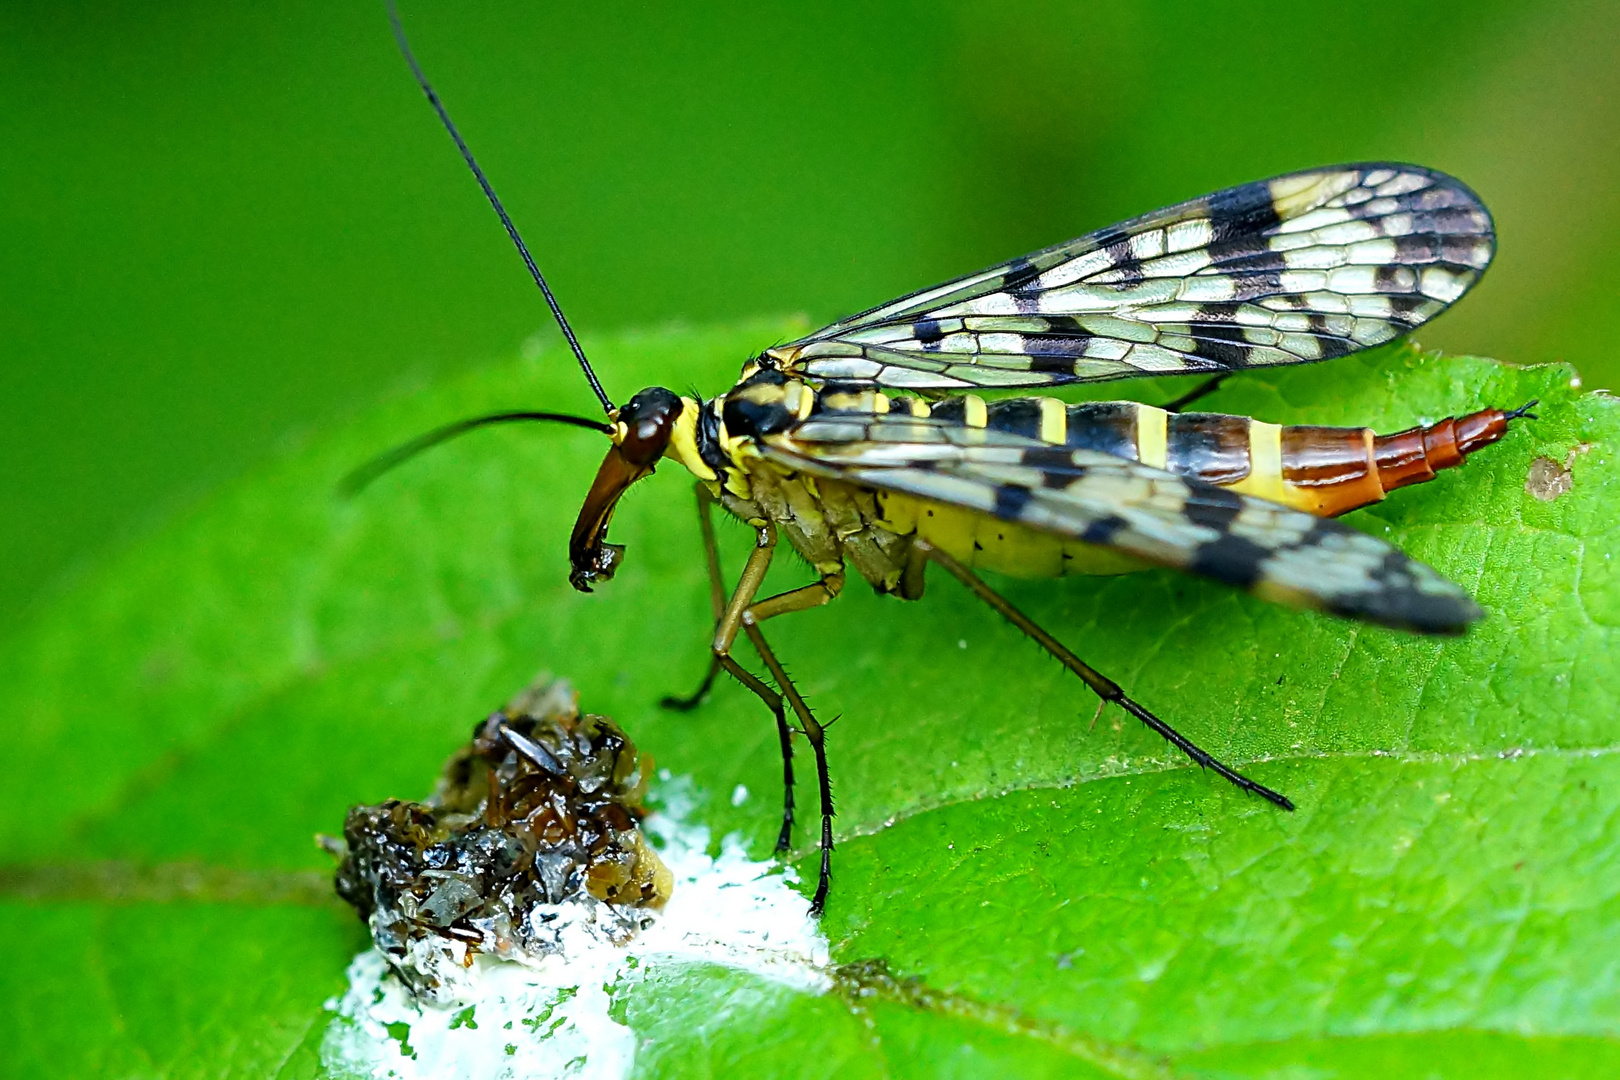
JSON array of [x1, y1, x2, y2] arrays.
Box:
[[1002, 256, 1047, 311], [1020, 445, 1089, 487], [1206, 238, 1285, 272], [1441, 234, 1487, 264], [1027, 334, 1093, 358], [1386, 295, 1430, 325], [1299, 311, 1357, 358], [1188, 533, 1270, 588], [1041, 315, 1094, 334], [1373, 264, 1415, 293], [1326, 551, 1483, 633], [1092, 228, 1131, 249], [1207, 180, 1282, 243], [1093, 227, 1145, 288], [1227, 268, 1286, 301], [1314, 334, 1357, 360], [1180, 484, 1245, 533], [1409, 206, 1490, 236], [1029, 355, 1081, 375], [914, 319, 946, 351], [992, 484, 1034, 521], [1189, 302, 1242, 323], [1392, 234, 1440, 264], [1413, 184, 1474, 212], [1188, 322, 1253, 369], [1001, 257, 1044, 289], [1024, 315, 1094, 367], [1080, 514, 1127, 545]]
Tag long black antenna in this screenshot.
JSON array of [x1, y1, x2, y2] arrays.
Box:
[[387, 1, 615, 414], [339, 410, 614, 497]]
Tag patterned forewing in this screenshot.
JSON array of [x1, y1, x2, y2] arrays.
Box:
[[767, 415, 1482, 633], [767, 165, 1494, 391]]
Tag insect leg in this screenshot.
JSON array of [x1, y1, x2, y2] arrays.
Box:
[[661, 491, 798, 852], [913, 538, 1295, 811], [1160, 373, 1231, 412], [899, 543, 929, 600], [661, 657, 723, 712], [706, 525, 838, 907], [660, 485, 728, 712], [729, 565, 845, 911], [711, 523, 778, 652], [744, 569, 845, 624], [712, 650, 798, 853], [739, 622, 835, 917]]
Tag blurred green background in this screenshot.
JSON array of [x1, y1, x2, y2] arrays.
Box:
[[4, 0, 1618, 631]]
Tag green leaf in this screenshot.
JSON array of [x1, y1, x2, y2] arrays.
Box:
[[1, 318, 1615, 1078]]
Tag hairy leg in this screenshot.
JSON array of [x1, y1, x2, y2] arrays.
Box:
[[915, 539, 1294, 811], [661, 487, 797, 852]]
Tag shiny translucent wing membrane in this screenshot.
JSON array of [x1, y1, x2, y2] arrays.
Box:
[[765, 415, 1483, 633], [767, 164, 1494, 391]]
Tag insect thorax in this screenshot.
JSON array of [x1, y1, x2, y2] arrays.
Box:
[[694, 369, 1147, 593]]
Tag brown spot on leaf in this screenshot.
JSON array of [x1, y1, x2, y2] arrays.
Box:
[[1526, 456, 1572, 501], [1525, 443, 1593, 502]]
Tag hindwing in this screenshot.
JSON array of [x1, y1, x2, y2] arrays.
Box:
[[763, 414, 1482, 633], [765, 164, 1493, 392]]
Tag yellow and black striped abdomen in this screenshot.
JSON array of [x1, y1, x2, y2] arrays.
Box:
[[961, 395, 1517, 518], [881, 393, 1519, 580]]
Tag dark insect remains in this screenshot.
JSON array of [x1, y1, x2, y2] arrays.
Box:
[[325, 676, 670, 1001]]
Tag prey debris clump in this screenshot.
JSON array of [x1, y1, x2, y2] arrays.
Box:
[[324, 677, 672, 1003]]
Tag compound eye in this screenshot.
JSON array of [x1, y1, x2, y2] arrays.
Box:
[[618, 387, 681, 467]]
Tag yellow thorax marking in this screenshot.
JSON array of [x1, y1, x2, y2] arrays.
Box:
[[705, 400, 756, 499], [781, 380, 816, 420], [662, 396, 718, 482]]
